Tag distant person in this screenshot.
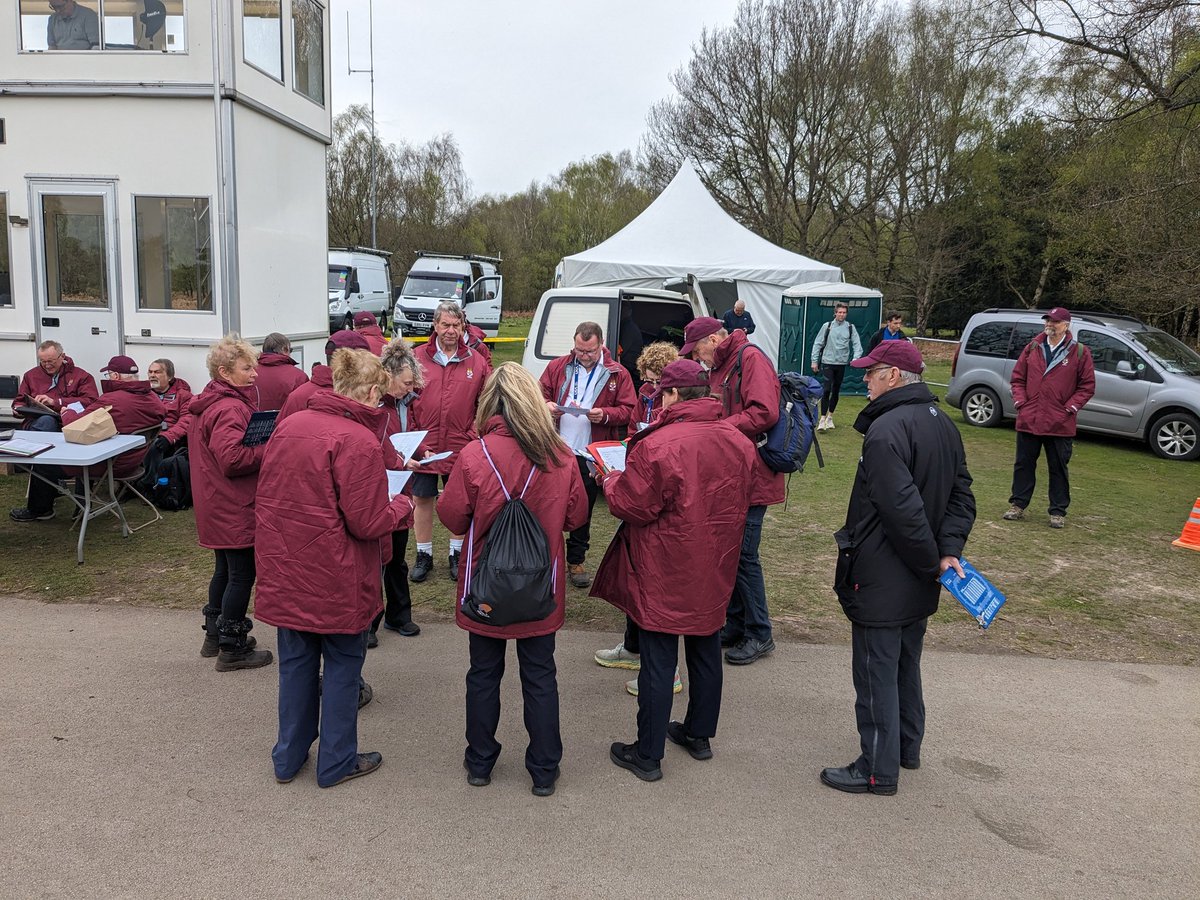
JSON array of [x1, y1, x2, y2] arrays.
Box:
[[1004, 308, 1096, 529], [147, 358, 193, 450], [811, 303, 863, 433], [9, 355, 162, 523], [617, 302, 644, 389], [278, 330, 369, 421], [409, 301, 490, 584], [437, 363, 588, 797], [254, 333, 309, 411], [46, 0, 99, 50], [353, 312, 388, 356], [255, 349, 414, 789], [463, 310, 492, 364], [135, 0, 166, 50], [17, 340, 98, 431], [866, 312, 909, 352], [821, 341, 975, 796], [722, 300, 756, 336], [538, 322, 636, 589], [592, 359, 755, 783], [189, 335, 273, 672]]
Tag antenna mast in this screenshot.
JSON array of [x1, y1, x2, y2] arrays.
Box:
[[347, 0, 377, 247]]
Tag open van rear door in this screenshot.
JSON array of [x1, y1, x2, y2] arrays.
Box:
[[661, 274, 714, 319]]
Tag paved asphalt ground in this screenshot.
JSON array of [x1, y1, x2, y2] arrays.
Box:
[[2, 596, 1196, 899]]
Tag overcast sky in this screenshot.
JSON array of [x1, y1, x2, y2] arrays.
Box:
[[329, 0, 743, 197]]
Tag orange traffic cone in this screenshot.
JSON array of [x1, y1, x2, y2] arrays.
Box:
[[1172, 498, 1200, 552]]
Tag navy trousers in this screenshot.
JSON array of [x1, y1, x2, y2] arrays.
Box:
[[565, 457, 600, 566], [465, 632, 561, 787], [636, 628, 722, 762], [273, 627, 367, 787], [725, 505, 772, 642], [851, 619, 928, 786]]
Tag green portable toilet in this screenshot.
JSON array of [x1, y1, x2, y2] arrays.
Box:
[[779, 282, 883, 396]]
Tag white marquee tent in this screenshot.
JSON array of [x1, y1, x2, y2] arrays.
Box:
[[558, 162, 843, 363]]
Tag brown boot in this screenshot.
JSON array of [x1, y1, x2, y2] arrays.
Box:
[[568, 563, 591, 588]]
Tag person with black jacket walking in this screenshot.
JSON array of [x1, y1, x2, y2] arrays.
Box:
[[821, 340, 976, 796]]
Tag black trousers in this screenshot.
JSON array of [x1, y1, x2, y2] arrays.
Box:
[[25, 465, 64, 514], [1009, 431, 1073, 516], [204, 547, 256, 635], [372, 529, 412, 633], [636, 629, 722, 762], [623, 616, 640, 655], [565, 457, 599, 566], [820, 364, 847, 415], [851, 619, 927, 786], [464, 632, 561, 787]]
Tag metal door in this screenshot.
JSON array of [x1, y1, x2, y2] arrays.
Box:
[[29, 180, 122, 378], [464, 274, 502, 335]]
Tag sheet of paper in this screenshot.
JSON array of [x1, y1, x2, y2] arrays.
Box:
[[388, 429, 429, 461], [65, 402, 85, 414], [419, 451, 453, 465], [593, 444, 627, 473], [555, 405, 592, 416], [387, 470, 412, 498]]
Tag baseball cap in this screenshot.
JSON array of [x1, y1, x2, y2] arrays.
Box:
[[651, 359, 710, 400], [679, 317, 724, 356], [325, 330, 370, 360], [104, 355, 139, 375], [850, 340, 925, 374], [353, 311, 376, 327], [1041, 307, 1071, 323]]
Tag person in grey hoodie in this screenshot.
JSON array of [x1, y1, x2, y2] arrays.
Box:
[[811, 303, 863, 432]]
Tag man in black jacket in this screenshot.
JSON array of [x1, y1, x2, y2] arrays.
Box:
[[865, 311, 908, 352], [821, 340, 976, 796]]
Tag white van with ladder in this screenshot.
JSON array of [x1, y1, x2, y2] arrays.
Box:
[[393, 252, 503, 338]]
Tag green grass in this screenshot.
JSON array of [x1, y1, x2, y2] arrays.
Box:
[[4, 321, 1197, 665]]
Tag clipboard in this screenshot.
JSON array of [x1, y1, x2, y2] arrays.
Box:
[[17, 395, 61, 420], [241, 410, 279, 447], [586, 440, 627, 475]]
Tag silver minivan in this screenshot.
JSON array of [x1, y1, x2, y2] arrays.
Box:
[[946, 309, 1200, 461]]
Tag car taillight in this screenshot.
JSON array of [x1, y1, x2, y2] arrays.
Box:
[[951, 344, 961, 377]]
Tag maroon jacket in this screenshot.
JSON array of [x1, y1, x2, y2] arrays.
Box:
[[278, 364, 333, 421], [410, 336, 490, 476], [465, 324, 492, 363], [253, 391, 413, 635], [355, 324, 389, 356], [708, 329, 785, 507], [17, 356, 99, 426], [254, 353, 309, 411], [590, 397, 755, 635], [437, 418, 589, 640], [539, 348, 637, 444], [188, 380, 265, 550], [61, 380, 164, 479], [157, 378, 194, 445], [628, 381, 663, 438], [1011, 332, 1096, 438]]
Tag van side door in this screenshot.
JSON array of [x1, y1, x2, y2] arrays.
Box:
[[464, 275, 502, 335], [1074, 329, 1154, 436]]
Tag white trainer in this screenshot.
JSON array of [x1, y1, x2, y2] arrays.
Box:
[[594, 642, 640, 670], [625, 668, 683, 696]]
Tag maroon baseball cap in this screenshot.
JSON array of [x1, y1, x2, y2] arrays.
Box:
[[325, 330, 370, 361], [850, 340, 925, 374], [353, 311, 377, 327], [679, 317, 724, 356], [650, 359, 710, 400], [104, 355, 139, 375], [1041, 307, 1071, 323]]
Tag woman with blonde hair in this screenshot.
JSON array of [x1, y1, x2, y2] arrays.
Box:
[[189, 334, 272, 671], [254, 349, 414, 788], [437, 363, 588, 797], [628, 341, 679, 438]]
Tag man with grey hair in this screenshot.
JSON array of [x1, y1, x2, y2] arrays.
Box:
[[410, 301, 490, 582], [721, 299, 756, 335], [820, 340, 976, 796], [16, 339, 98, 431]]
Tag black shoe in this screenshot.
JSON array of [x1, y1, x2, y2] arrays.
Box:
[[320, 752, 382, 788], [358, 681, 374, 709], [366, 631, 379, 649], [609, 742, 662, 782], [724, 636, 775, 666], [719, 628, 743, 648], [532, 767, 560, 797], [666, 721, 713, 761], [383, 621, 421, 636], [901, 757, 921, 770], [410, 551, 433, 583], [463, 758, 490, 787], [820, 762, 897, 796], [215, 647, 273, 671], [200, 632, 220, 658], [10, 507, 54, 523], [449, 551, 461, 581]]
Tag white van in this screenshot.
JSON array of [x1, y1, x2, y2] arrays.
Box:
[[328, 248, 393, 332], [521, 278, 711, 379], [393, 252, 503, 338]]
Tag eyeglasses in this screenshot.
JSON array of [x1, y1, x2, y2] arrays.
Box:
[[863, 365, 895, 381]]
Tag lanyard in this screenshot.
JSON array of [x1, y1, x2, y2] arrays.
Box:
[[643, 396, 653, 423], [572, 362, 599, 404]]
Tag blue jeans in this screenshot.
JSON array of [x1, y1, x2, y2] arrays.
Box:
[[29, 414, 60, 432], [725, 505, 771, 642], [273, 628, 367, 786]]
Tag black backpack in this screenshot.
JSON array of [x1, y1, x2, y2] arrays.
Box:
[[151, 446, 192, 511], [460, 440, 555, 627]]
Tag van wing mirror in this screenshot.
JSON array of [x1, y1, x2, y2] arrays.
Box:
[[348, 280, 360, 295], [1115, 360, 1136, 378]]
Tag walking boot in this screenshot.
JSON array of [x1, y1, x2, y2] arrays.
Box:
[[410, 551, 433, 583], [200, 614, 220, 658], [215, 618, 273, 672]]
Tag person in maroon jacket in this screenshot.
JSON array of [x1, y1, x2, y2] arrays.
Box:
[[147, 358, 193, 450], [189, 334, 273, 672], [255, 349, 414, 788], [538, 321, 636, 589], [353, 312, 389, 356], [1005, 307, 1096, 528], [463, 312, 492, 364], [16, 340, 99, 431], [277, 330, 370, 421], [253, 333, 309, 411], [409, 301, 490, 584], [9, 355, 163, 523], [438, 363, 588, 797], [591, 359, 756, 782], [684, 317, 784, 666]]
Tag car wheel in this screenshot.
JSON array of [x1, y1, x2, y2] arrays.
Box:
[[961, 387, 1002, 427], [1149, 412, 1200, 461]]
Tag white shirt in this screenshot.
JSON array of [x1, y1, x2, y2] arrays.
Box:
[[558, 361, 606, 455]]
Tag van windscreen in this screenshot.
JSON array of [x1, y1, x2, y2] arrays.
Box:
[[1131, 330, 1200, 376], [401, 273, 466, 300]]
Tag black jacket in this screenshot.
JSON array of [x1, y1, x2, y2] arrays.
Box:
[[834, 383, 976, 627], [866, 327, 909, 352]]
